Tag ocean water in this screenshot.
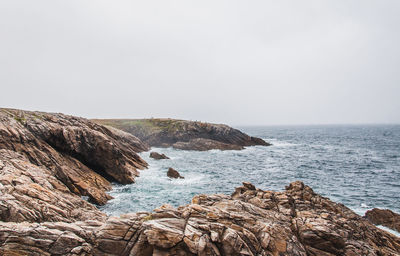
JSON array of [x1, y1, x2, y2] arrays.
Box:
[[101, 125, 400, 221]]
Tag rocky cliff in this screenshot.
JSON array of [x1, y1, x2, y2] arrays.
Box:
[[1, 181, 400, 255], [1, 109, 400, 255], [0, 108, 148, 223], [92, 118, 270, 151]]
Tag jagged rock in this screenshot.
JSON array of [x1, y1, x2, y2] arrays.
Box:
[[93, 118, 271, 151], [0, 149, 106, 223], [173, 138, 244, 151], [1, 108, 400, 255], [365, 208, 400, 233], [150, 151, 170, 160], [1, 182, 400, 255], [0, 108, 148, 222], [167, 167, 184, 179]]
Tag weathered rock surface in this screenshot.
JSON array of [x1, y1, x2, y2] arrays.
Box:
[[0, 108, 148, 222], [365, 208, 400, 233], [1, 108, 400, 255], [1, 181, 400, 255], [167, 167, 184, 179], [93, 118, 271, 151], [150, 151, 170, 160], [173, 138, 244, 151]]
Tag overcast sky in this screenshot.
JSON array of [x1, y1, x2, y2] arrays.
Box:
[[1, 1, 399, 125]]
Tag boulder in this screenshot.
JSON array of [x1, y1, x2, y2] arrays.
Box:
[[365, 208, 400, 233], [167, 168, 184, 179], [150, 151, 170, 160]]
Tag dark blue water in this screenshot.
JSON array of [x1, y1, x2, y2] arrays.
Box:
[[101, 125, 400, 221]]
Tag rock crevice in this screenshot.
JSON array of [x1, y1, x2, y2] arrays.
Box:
[[0, 108, 148, 222], [1, 181, 400, 255], [1, 109, 400, 255]]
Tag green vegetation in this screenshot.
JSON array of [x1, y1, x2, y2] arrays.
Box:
[[32, 113, 44, 120], [13, 115, 26, 125], [93, 118, 187, 135]]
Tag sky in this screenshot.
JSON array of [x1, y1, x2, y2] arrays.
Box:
[[1, 1, 399, 125]]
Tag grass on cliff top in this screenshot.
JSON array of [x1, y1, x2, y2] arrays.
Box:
[[93, 118, 188, 133]]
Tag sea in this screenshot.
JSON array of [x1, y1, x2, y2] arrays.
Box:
[[100, 125, 400, 234]]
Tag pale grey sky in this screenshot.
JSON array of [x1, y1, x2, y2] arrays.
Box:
[[1, 1, 399, 125]]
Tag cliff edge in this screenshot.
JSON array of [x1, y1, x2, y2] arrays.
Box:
[[1, 109, 399, 255], [92, 118, 270, 151], [0, 108, 148, 222]]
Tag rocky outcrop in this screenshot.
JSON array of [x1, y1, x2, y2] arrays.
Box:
[[167, 167, 184, 179], [1, 181, 400, 255], [0, 149, 106, 223], [149, 151, 170, 160], [1, 108, 399, 255], [93, 118, 271, 151], [173, 138, 244, 151], [365, 208, 400, 233], [0, 108, 148, 222]]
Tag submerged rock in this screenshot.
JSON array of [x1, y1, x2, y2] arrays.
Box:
[[93, 118, 271, 151], [1, 181, 400, 255], [0, 108, 148, 222], [167, 167, 184, 179], [365, 208, 400, 233], [150, 151, 170, 159]]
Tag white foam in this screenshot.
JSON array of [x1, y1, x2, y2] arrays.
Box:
[[377, 225, 400, 237], [351, 208, 400, 238], [267, 139, 298, 147]]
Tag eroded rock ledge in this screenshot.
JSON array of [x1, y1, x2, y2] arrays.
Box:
[[1, 181, 399, 255], [365, 208, 400, 233], [92, 118, 271, 151], [0, 108, 148, 223]]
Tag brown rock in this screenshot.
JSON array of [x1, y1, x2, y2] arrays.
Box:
[[150, 151, 170, 160], [173, 138, 244, 151], [0, 149, 106, 223], [93, 118, 272, 151], [167, 168, 184, 179], [0, 108, 148, 222], [1, 182, 400, 255], [365, 208, 400, 233], [1, 109, 400, 255], [243, 181, 256, 190]]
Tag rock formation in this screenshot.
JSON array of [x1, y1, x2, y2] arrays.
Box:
[[0, 108, 148, 222], [167, 167, 184, 179], [1, 109, 400, 255], [365, 208, 400, 233], [92, 118, 271, 151], [1, 181, 400, 255], [149, 151, 170, 160], [173, 138, 244, 151]]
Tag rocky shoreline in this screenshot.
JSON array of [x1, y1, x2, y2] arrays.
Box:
[[366, 208, 400, 234], [92, 118, 271, 151], [1, 181, 400, 255], [1, 108, 400, 255], [0, 108, 148, 222]]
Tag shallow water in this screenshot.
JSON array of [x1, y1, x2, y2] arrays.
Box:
[[101, 125, 400, 223]]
